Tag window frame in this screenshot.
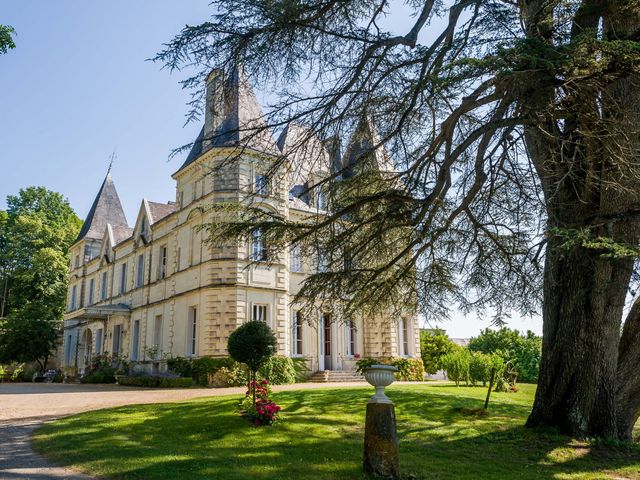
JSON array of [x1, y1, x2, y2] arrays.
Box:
[[254, 174, 269, 196], [159, 245, 168, 279], [292, 311, 303, 357], [252, 303, 268, 324], [100, 271, 108, 301], [119, 262, 127, 295], [187, 307, 197, 357], [136, 254, 145, 288]]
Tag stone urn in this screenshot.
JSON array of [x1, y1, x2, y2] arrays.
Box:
[[364, 365, 397, 404]]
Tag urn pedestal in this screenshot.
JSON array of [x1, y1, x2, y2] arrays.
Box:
[[363, 365, 401, 479]]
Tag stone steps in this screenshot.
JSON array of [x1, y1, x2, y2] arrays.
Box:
[[307, 370, 366, 383]]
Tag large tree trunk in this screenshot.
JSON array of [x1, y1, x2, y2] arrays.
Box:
[[526, 235, 633, 438], [526, 0, 640, 439]]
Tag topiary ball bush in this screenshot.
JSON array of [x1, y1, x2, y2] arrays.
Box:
[[227, 321, 278, 373]]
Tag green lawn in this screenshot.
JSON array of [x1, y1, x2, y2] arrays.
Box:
[[32, 383, 640, 480]]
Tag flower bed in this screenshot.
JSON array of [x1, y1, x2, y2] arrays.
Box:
[[239, 380, 282, 426]]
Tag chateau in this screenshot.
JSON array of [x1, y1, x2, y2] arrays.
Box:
[[62, 67, 420, 376]]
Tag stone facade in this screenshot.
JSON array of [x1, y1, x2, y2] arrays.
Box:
[[62, 68, 420, 375]]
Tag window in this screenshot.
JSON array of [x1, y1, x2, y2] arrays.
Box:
[[119, 262, 127, 295], [131, 320, 140, 361], [190, 227, 200, 265], [252, 304, 268, 323], [88, 278, 95, 305], [317, 249, 328, 273], [317, 188, 327, 210], [399, 318, 410, 356], [136, 254, 145, 288], [153, 315, 163, 357], [254, 174, 268, 195], [65, 334, 73, 365], [100, 271, 108, 301], [70, 285, 77, 310], [74, 255, 80, 268], [95, 328, 103, 355], [290, 245, 302, 273], [187, 307, 197, 356], [251, 229, 267, 261], [346, 321, 357, 357], [292, 311, 303, 356], [159, 245, 167, 279], [113, 324, 122, 355]]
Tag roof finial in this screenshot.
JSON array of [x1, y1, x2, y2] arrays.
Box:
[[107, 150, 116, 176]]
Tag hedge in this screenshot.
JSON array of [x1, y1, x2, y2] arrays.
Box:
[[355, 357, 425, 381], [167, 356, 299, 387], [117, 375, 193, 388]]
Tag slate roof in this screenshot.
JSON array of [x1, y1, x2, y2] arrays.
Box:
[[111, 225, 133, 245], [277, 123, 332, 191], [146, 201, 177, 225], [177, 65, 278, 173], [75, 173, 128, 243], [342, 116, 394, 177]]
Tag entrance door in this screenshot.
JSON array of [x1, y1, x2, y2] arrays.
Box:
[[321, 314, 333, 370]]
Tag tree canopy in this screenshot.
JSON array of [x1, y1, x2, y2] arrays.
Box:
[[0, 187, 81, 371], [0, 25, 15, 54], [0, 187, 82, 320], [158, 0, 640, 440]]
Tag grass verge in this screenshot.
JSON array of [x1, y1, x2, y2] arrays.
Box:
[[32, 383, 640, 479]]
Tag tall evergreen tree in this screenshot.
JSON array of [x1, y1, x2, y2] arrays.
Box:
[[156, 1, 640, 440]]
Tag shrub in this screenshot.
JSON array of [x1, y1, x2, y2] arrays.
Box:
[[355, 357, 425, 381], [81, 370, 116, 384], [167, 355, 297, 387], [228, 321, 277, 403], [291, 357, 310, 382], [258, 356, 296, 385], [469, 351, 491, 386], [81, 353, 128, 384], [441, 348, 471, 386], [393, 358, 425, 381], [420, 329, 457, 374], [167, 356, 235, 386], [118, 374, 193, 388], [468, 328, 541, 383]]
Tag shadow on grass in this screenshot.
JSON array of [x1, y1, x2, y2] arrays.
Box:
[[32, 386, 640, 480]]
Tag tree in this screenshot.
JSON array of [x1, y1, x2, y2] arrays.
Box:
[[0, 188, 81, 372], [157, 1, 640, 440], [468, 328, 541, 384], [441, 348, 470, 387], [0, 315, 60, 372], [420, 329, 456, 375], [0, 187, 82, 320], [0, 25, 15, 55], [227, 321, 278, 404]]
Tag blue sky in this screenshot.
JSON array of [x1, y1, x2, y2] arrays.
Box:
[[0, 1, 542, 338]]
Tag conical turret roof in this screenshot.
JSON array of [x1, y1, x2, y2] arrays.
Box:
[[75, 173, 128, 243], [178, 65, 278, 172]]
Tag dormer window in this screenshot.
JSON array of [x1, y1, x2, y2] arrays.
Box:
[[254, 174, 268, 196], [141, 218, 150, 244]]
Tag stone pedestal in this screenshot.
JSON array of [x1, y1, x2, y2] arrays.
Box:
[[363, 402, 401, 479]]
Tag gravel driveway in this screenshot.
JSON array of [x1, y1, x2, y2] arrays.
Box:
[[0, 382, 367, 479]]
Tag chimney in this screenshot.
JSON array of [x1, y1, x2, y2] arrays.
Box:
[[203, 68, 225, 150]]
